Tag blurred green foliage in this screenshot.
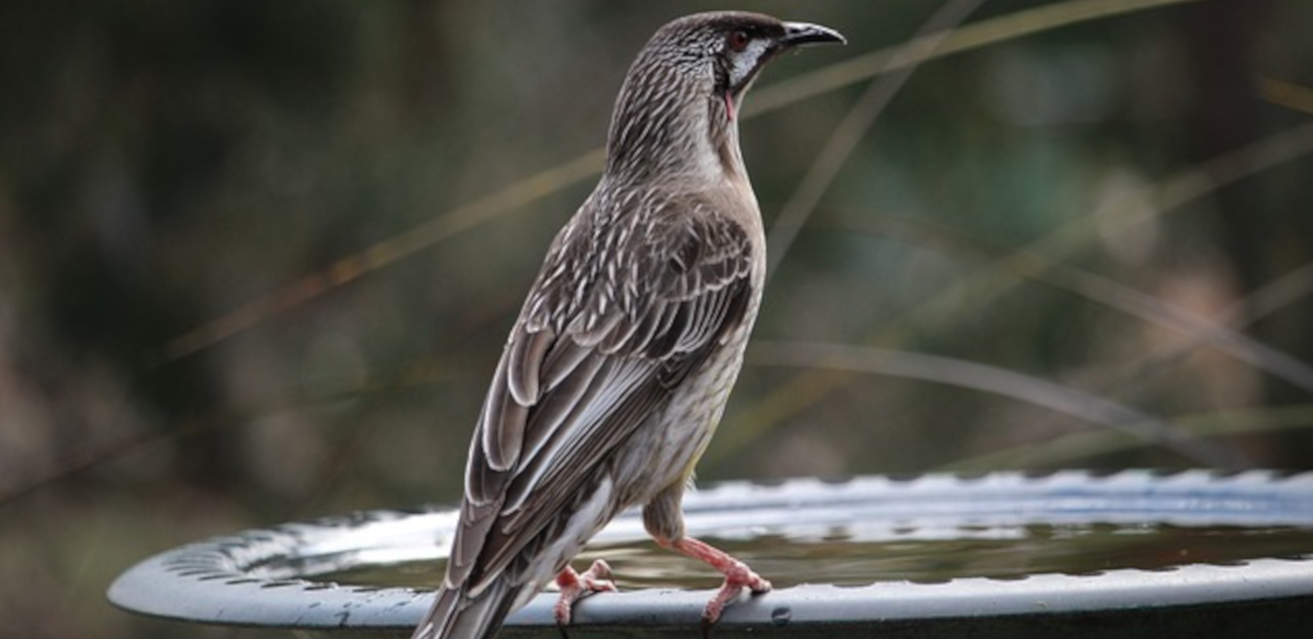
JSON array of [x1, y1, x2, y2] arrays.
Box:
[[0, 0, 1309, 636]]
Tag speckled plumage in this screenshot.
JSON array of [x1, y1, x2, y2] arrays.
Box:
[[414, 12, 843, 639]]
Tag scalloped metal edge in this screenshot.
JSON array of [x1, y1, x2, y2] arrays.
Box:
[[107, 470, 1312, 631]]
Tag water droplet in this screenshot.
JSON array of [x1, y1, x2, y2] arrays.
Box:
[[771, 606, 791, 626]]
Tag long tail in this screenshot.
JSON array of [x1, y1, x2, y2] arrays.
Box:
[[412, 576, 520, 639]]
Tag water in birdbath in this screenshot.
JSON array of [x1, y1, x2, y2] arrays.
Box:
[[295, 521, 1310, 591]]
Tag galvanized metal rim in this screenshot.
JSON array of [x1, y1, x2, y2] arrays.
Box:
[[106, 470, 1312, 632]]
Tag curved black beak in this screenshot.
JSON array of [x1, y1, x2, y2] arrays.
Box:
[[780, 21, 847, 48]]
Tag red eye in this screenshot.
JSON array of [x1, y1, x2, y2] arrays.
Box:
[[728, 30, 749, 52]]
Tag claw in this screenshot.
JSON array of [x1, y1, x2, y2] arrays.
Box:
[[701, 559, 771, 624], [553, 559, 617, 629]]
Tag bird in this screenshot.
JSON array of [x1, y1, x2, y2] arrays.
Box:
[[413, 11, 844, 639]]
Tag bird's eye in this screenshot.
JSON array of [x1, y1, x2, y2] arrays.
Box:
[[727, 30, 750, 52]]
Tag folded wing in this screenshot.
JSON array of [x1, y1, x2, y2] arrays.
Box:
[[445, 199, 754, 595]]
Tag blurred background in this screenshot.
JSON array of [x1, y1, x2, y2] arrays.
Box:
[[0, 0, 1309, 635]]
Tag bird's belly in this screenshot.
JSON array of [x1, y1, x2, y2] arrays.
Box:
[[618, 321, 756, 504]]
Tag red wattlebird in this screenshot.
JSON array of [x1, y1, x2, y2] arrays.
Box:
[[413, 12, 844, 638]]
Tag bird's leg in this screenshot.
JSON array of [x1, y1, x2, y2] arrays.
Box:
[[553, 559, 617, 627], [655, 536, 771, 625]]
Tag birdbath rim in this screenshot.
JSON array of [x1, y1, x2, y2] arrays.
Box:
[[106, 469, 1313, 635]]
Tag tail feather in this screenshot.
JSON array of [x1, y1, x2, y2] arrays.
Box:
[[412, 578, 518, 639]]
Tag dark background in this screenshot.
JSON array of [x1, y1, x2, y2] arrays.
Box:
[[0, 0, 1310, 636]]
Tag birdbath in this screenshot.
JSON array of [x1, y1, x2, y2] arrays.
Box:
[[108, 470, 1312, 637]]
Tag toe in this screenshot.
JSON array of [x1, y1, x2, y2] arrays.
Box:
[[580, 559, 618, 593], [586, 558, 613, 578], [583, 578, 617, 592], [553, 598, 574, 628]]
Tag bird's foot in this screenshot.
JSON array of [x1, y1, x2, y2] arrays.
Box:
[[702, 557, 771, 625], [553, 559, 617, 628], [657, 536, 772, 627]]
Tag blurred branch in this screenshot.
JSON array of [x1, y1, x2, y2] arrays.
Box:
[[830, 213, 1312, 390], [938, 404, 1312, 471], [764, 0, 987, 278], [932, 261, 1310, 472], [1097, 264, 1313, 394], [747, 340, 1247, 467], [159, 0, 1208, 363], [1032, 267, 1311, 390], [0, 422, 209, 506], [1256, 76, 1312, 114], [745, 0, 1201, 118], [711, 124, 1313, 466], [159, 149, 606, 363]]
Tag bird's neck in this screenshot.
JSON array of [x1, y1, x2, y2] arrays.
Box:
[[604, 77, 746, 186]]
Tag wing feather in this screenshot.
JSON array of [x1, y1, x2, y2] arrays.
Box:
[[506, 329, 554, 406], [449, 199, 755, 593], [478, 350, 527, 472], [518, 349, 606, 468], [541, 335, 594, 390]]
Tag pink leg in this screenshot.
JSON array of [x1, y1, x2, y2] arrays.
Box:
[[656, 536, 771, 625], [553, 559, 617, 627]]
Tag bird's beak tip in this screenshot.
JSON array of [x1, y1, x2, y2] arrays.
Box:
[[780, 21, 847, 48]]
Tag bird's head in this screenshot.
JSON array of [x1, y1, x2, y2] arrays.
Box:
[[605, 11, 845, 181]]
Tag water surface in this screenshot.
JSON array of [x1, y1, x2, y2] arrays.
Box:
[[313, 522, 1311, 590]]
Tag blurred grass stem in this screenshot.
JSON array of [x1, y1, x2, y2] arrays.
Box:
[[711, 124, 1312, 465], [748, 340, 1247, 466], [763, 0, 987, 279], [939, 404, 1312, 471], [160, 0, 1209, 363]]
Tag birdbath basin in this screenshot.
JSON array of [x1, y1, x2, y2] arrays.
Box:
[[108, 470, 1312, 637]]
